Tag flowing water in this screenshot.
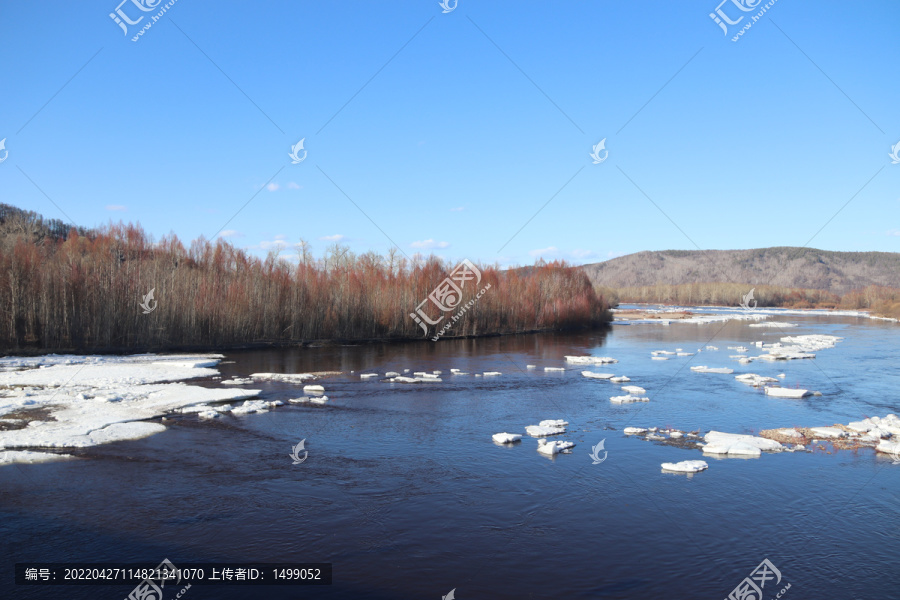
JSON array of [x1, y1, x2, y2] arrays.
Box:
[[2, 307, 899, 599]]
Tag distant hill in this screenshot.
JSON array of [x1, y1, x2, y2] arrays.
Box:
[[580, 248, 900, 296]]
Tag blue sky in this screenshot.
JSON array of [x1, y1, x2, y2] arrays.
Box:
[[1, 0, 898, 267]]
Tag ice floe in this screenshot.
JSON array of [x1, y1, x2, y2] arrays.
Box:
[[705, 345, 719, 351], [690, 366, 734, 374], [764, 387, 810, 399], [651, 356, 669, 361], [526, 424, 566, 437], [734, 373, 779, 387], [303, 384, 325, 394], [749, 322, 798, 328], [808, 427, 847, 439], [251, 373, 315, 382], [0, 450, 76, 465], [536, 439, 575, 455], [621, 385, 646, 395], [876, 439, 900, 456], [702, 431, 783, 456], [483, 372, 502, 376], [624, 427, 647, 435], [565, 356, 618, 365], [582, 371, 615, 379], [661, 460, 708, 473], [544, 367, 566, 372], [385, 371, 400, 378], [221, 377, 253, 385], [360, 373, 379, 379], [609, 376, 631, 383], [492, 432, 522, 444], [526, 365, 536, 369], [610, 395, 649, 403], [0, 355, 260, 452]]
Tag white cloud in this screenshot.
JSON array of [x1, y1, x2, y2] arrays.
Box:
[[319, 234, 345, 242], [217, 230, 242, 238], [267, 183, 280, 192], [105, 204, 126, 211], [259, 239, 289, 250], [606, 250, 626, 259], [450, 206, 465, 212], [528, 246, 559, 258], [888, 230, 900, 237], [287, 182, 301, 190], [571, 249, 599, 260], [411, 239, 450, 249]]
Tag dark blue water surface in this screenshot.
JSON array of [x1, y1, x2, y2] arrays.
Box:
[[2, 308, 899, 599]]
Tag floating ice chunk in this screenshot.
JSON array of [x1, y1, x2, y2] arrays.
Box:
[[610, 395, 649, 403], [385, 371, 400, 378], [526, 365, 536, 369], [646, 433, 665, 441], [450, 368, 461, 373], [690, 366, 734, 374], [777, 373, 786, 378], [582, 371, 615, 379], [735, 373, 780, 387], [385, 376, 418, 383], [0, 450, 75, 466], [309, 396, 329, 405], [230, 400, 272, 415], [661, 460, 708, 473], [727, 346, 749, 352], [403, 369, 410, 373], [451, 372, 469, 375], [676, 352, 694, 356], [609, 376, 631, 383], [414, 377, 442, 382], [251, 373, 315, 382], [703, 441, 761, 456], [536, 439, 575, 455], [703, 431, 783, 454], [669, 431, 683, 439], [198, 410, 221, 419], [492, 432, 522, 444], [433, 370, 442, 375], [808, 427, 847, 438], [288, 397, 310, 403], [652, 350, 676, 356], [621, 385, 646, 395], [651, 357, 669, 361], [544, 367, 566, 372], [876, 439, 900, 456], [178, 404, 219, 414], [705, 345, 719, 351], [565, 356, 617, 365], [526, 424, 566, 437], [624, 427, 647, 435], [221, 378, 253, 385], [483, 372, 502, 376], [360, 373, 379, 379], [764, 387, 809, 398], [539, 419, 569, 427], [303, 384, 325, 394], [749, 322, 798, 328]]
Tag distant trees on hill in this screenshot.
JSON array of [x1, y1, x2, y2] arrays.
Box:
[[0, 209, 610, 353]]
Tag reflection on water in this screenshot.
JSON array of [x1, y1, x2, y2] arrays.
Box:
[[2, 312, 899, 599]]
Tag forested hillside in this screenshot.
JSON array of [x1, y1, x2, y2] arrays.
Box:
[[0, 204, 610, 353], [582, 248, 900, 295]]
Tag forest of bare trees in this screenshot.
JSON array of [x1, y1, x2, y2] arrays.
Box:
[[0, 205, 610, 353], [608, 282, 900, 319]]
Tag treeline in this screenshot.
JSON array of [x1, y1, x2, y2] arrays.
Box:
[[0, 217, 610, 353], [610, 282, 900, 319]]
